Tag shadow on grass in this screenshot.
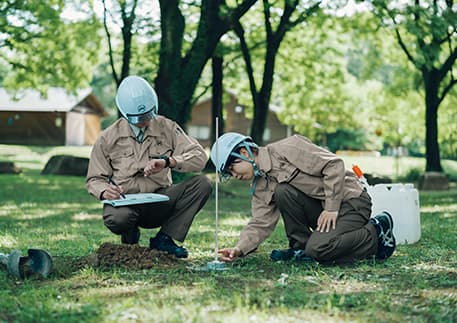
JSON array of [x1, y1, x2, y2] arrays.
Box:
[[0, 169, 456, 322]]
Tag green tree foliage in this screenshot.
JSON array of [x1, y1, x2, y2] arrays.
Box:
[[101, 0, 161, 87], [274, 15, 361, 142], [438, 91, 457, 159], [224, 4, 403, 149], [1, 0, 454, 164], [273, 7, 454, 163], [343, 12, 426, 154], [154, 0, 256, 126], [101, 0, 162, 117], [368, 0, 457, 171], [229, 0, 321, 145], [326, 128, 368, 152], [0, 0, 101, 93]]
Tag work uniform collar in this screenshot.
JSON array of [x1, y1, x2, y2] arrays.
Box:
[[117, 118, 137, 138], [117, 118, 161, 139], [247, 146, 271, 196], [256, 147, 272, 174], [129, 123, 146, 138]]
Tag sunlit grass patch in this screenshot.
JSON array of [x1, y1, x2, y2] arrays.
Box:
[[72, 212, 101, 221], [421, 204, 457, 214], [0, 235, 18, 248], [0, 147, 456, 322]]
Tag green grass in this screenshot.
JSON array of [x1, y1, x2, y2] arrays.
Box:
[[338, 155, 457, 180], [0, 145, 456, 322], [0, 144, 92, 176]]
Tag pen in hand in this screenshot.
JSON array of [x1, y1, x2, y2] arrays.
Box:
[[107, 175, 126, 199]]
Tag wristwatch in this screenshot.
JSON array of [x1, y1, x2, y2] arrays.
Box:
[[159, 156, 170, 168]]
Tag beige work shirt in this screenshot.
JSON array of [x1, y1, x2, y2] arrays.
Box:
[[235, 135, 364, 255], [86, 117, 208, 200]]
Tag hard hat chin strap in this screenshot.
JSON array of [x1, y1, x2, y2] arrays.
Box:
[[125, 107, 156, 124], [230, 143, 261, 175], [230, 142, 262, 195]]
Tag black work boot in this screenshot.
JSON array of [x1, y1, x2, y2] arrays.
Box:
[[149, 231, 188, 258], [270, 248, 313, 262], [369, 211, 396, 260]]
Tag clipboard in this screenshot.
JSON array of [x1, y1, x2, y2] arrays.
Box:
[[102, 193, 170, 207]]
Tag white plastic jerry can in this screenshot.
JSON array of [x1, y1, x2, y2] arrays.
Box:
[[367, 183, 421, 245]]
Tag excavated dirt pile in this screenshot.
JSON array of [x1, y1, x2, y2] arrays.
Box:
[[76, 242, 180, 270]]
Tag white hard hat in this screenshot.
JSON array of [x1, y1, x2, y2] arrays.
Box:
[[115, 75, 158, 124], [210, 132, 257, 177]]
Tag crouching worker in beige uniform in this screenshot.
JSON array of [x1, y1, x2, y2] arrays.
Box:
[[86, 76, 212, 258], [210, 132, 395, 264]]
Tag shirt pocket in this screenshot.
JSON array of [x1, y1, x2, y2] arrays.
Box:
[[109, 148, 135, 172], [275, 163, 298, 184], [148, 138, 173, 159]]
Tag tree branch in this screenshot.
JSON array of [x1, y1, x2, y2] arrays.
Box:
[[439, 41, 457, 79], [103, 0, 119, 86], [233, 21, 259, 103], [412, 0, 427, 55], [392, 22, 419, 68], [274, 0, 296, 39], [228, 0, 258, 24], [288, 1, 321, 28], [438, 78, 457, 106], [191, 82, 212, 107], [263, 0, 273, 39], [437, 45, 457, 89]]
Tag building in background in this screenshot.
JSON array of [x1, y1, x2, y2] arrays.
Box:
[[188, 92, 292, 147], [0, 88, 108, 146]]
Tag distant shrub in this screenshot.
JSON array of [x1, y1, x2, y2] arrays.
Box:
[[447, 172, 457, 182], [326, 128, 370, 152], [399, 168, 422, 182]]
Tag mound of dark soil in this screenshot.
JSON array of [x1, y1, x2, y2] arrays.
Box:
[[76, 243, 180, 270]]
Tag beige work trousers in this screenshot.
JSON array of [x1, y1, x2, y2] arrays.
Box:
[[275, 183, 378, 264], [102, 175, 212, 242]]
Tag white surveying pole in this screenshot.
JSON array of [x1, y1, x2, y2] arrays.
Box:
[[214, 117, 219, 262], [205, 117, 226, 271]]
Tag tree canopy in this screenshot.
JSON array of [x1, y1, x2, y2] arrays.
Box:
[[0, 0, 101, 93], [368, 0, 457, 171], [1, 0, 456, 172]]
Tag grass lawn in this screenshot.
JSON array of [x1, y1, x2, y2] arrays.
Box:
[[0, 145, 456, 322]]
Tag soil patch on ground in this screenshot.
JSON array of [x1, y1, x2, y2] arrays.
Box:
[[74, 242, 180, 270]]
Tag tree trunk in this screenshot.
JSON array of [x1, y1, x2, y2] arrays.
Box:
[[154, 0, 185, 123], [386, 3, 457, 173], [242, 0, 316, 144], [155, 0, 256, 128], [423, 70, 443, 172], [250, 93, 270, 145], [211, 55, 224, 143], [250, 33, 278, 145]]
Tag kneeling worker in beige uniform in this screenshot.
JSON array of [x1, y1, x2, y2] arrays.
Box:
[[210, 132, 395, 264], [86, 76, 211, 258]]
